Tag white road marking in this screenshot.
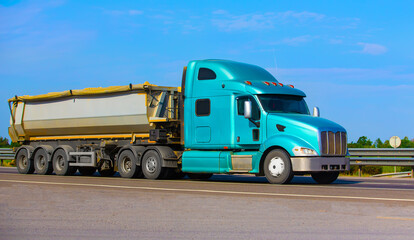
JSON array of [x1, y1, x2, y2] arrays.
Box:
[[1, 179, 414, 203], [377, 216, 414, 221]]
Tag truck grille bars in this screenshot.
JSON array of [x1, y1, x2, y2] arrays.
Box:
[[320, 131, 347, 156]]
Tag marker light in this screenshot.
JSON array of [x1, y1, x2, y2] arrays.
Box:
[[263, 81, 270, 86], [288, 84, 294, 88], [278, 83, 284, 86], [271, 82, 278, 86], [245, 81, 252, 85]]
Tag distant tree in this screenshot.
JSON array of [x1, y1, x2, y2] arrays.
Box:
[[0, 137, 20, 148], [400, 137, 414, 148], [0, 137, 9, 148], [348, 136, 374, 148]]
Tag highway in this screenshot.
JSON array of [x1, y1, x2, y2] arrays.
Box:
[[1, 167, 414, 240]]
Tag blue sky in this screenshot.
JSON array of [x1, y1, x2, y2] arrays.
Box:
[[1, 0, 413, 142]]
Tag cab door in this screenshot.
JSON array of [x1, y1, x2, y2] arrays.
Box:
[[234, 96, 262, 149]]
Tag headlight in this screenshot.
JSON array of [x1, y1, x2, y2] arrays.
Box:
[[292, 147, 318, 156]]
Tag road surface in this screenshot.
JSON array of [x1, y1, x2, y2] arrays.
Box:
[[1, 167, 414, 240]]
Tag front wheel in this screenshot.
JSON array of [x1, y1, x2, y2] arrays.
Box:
[[263, 149, 293, 184], [311, 172, 339, 184]]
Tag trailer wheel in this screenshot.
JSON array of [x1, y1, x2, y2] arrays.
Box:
[[187, 173, 213, 180], [16, 148, 34, 174], [142, 150, 165, 179], [263, 149, 293, 184], [311, 172, 339, 184], [53, 149, 77, 176], [79, 167, 96, 176], [118, 150, 141, 178], [34, 149, 53, 175]]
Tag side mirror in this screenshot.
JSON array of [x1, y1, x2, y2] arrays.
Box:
[[244, 101, 252, 119], [313, 107, 320, 117]]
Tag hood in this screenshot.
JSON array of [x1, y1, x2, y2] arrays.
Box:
[[268, 113, 346, 132], [266, 113, 346, 154]]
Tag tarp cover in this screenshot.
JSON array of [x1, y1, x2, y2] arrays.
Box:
[[9, 82, 156, 102]]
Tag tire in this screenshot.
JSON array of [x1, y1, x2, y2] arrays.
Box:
[[187, 173, 213, 180], [117, 150, 141, 178], [141, 150, 165, 179], [263, 149, 294, 184], [16, 148, 34, 174], [311, 172, 339, 184], [98, 168, 115, 177], [34, 149, 53, 175], [79, 167, 96, 176], [53, 149, 77, 176]]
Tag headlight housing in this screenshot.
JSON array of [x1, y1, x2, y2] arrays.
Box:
[[292, 147, 318, 156]]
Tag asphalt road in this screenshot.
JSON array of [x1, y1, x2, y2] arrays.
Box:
[[1, 167, 414, 240]]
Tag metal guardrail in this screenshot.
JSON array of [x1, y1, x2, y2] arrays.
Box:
[[1, 148, 414, 177], [348, 148, 414, 178], [0, 148, 14, 166]]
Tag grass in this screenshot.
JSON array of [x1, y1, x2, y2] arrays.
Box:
[[0, 160, 15, 167]]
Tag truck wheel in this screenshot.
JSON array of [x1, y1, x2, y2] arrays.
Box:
[[187, 173, 213, 180], [79, 167, 96, 176], [98, 168, 115, 177], [118, 150, 141, 178], [263, 149, 293, 184], [34, 149, 53, 175], [142, 150, 165, 179], [16, 148, 34, 174], [311, 172, 339, 184], [53, 149, 77, 176]]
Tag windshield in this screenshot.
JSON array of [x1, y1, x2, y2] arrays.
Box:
[[258, 94, 310, 115]]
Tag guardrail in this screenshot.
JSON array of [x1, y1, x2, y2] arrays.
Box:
[[1, 148, 414, 178], [348, 148, 414, 178], [0, 148, 14, 166]]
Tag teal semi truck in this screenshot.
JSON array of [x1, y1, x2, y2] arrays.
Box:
[[9, 60, 349, 184]]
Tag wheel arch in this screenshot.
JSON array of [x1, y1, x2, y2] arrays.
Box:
[[15, 145, 35, 160], [117, 146, 146, 166], [143, 146, 178, 168], [33, 145, 54, 162], [51, 145, 74, 162], [258, 146, 290, 176]]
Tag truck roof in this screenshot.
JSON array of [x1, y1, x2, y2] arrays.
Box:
[[190, 59, 306, 97]]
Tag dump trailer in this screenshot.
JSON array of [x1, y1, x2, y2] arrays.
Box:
[[9, 60, 349, 184]]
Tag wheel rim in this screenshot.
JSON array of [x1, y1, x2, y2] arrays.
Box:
[[36, 155, 46, 170], [121, 157, 132, 173], [268, 157, 285, 177], [146, 157, 157, 173], [19, 155, 27, 169], [56, 155, 65, 171]]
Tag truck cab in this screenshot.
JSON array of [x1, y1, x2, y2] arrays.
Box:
[[181, 59, 349, 184]]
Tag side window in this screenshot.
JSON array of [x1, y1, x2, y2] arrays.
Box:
[[237, 96, 261, 120], [196, 99, 210, 116], [198, 68, 216, 80]]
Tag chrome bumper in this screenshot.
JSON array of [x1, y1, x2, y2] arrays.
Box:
[[291, 157, 350, 172]]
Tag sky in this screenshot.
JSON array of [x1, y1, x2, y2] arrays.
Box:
[[1, 0, 413, 143]]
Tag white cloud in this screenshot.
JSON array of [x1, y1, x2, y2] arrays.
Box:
[[211, 10, 326, 32], [276, 35, 318, 46], [357, 42, 387, 55], [103, 9, 143, 16]]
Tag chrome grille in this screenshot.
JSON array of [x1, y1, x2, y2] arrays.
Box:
[[321, 131, 347, 156]]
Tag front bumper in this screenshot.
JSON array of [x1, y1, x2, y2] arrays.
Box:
[[291, 157, 349, 172]]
